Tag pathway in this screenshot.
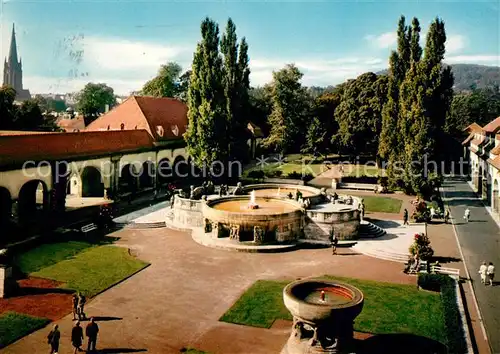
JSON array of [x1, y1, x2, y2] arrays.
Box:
[[2, 228, 413, 354], [441, 177, 500, 354]]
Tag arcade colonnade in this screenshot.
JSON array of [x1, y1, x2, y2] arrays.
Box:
[[0, 147, 189, 227]]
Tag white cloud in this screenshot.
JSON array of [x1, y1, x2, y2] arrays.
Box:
[[445, 34, 466, 54], [82, 36, 191, 72], [366, 30, 467, 55], [365, 32, 397, 49], [445, 55, 500, 66]]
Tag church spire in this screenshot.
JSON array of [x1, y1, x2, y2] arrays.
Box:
[[8, 23, 19, 64]]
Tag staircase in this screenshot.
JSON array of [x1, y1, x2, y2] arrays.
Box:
[[359, 220, 386, 238], [353, 220, 418, 263], [114, 221, 166, 229]]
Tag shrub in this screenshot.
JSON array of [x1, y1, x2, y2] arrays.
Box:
[[418, 274, 466, 354], [302, 173, 314, 182], [287, 171, 302, 179], [248, 170, 265, 179], [342, 176, 378, 184], [409, 233, 434, 260]]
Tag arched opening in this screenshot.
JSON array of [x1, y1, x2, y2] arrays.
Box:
[[18, 180, 48, 224], [493, 179, 499, 214], [0, 187, 12, 227], [81, 166, 104, 197], [173, 156, 188, 179], [67, 174, 81, 196], [157, 158, 172, 186], [140, 161, 154, 188], [120, 164, 137, 194]]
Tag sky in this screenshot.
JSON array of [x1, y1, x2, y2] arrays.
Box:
[[0, 0, 499, 95]]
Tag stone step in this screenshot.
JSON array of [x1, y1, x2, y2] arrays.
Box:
[[353, 247, 408, 263], [114, 221, 166, 229], [358, 221, 387, 238]]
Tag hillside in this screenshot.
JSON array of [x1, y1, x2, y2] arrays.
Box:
[[377, 64, 500, 91]]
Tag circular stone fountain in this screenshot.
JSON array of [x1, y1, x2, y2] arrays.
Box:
[[282, 279, 364, 354], [202, 195, 304, 244], [243, 184, 323, 205]]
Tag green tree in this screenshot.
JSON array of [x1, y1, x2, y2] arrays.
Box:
[[33, 95, 67, 113], [0, 86, 17, 130], [76, 83, 117, 126], [302, 117, 326, 155], [263, 64, 310, 154], [176, 70, 192, 102], [184, 17, 228, 169], [14, 99, 45, 130], [221, 18, 251, 161], [141, 62, 183, 98], [333, 72, 388, 158]]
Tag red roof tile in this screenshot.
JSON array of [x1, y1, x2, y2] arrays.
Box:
[[85, 96, 187, 141], [483, 117, 500, 133], [0, 130, 153, 167], [488, 156, 500, 170], [462, 134, 474, 145], [463, 122, 483, 133], [57, 116, 85, 132]]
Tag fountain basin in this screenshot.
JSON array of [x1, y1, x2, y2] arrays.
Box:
[[203, 196, 304, 243], [283, 279, 364, 323], [243, 184, 323, 205]]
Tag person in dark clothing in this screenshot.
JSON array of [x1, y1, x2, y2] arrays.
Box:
[[328, 227, 338, 255], [47, 324, 60, 354], [71, 321, 84, 353], [403, 209, 409, 225], [86, 317, 99, 352]]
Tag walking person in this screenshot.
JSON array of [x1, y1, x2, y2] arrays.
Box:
[[487, 262, 495, 286], [86, 317, 99, 353], [360, 201, 365, 221], [464, 208, 470, 223], [329, 227, 338, 255], [78, 293, 86, 320], [444, 209, 450, 224], [403, 209, 409, 226], [71, 321, 84, 354], [47, 324, 60, 354], [479, 262, 488, 285], [72, 293, 79, 320]]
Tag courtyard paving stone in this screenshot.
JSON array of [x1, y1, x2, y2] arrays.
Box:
[[2, 226, 413, 354]]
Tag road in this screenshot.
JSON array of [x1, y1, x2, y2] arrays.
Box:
[[442, 177, 500, 353]]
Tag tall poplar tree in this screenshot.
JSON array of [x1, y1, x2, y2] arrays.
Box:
[[184, 18, 227, 169], [221, 18, 251, 161]]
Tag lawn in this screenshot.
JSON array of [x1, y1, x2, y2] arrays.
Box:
[[32, 245, 149, 297], [243, 161, 328, 178], [362, 195, 402, 214], [0, 311, 50, 348], [13, 241, 93, 274], [220, 276, 446, 345]]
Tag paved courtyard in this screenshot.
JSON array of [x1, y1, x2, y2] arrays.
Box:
[[3, 225, 413, 354]]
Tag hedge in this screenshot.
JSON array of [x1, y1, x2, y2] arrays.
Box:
[[342, 176, 378, 184], [418, 274, 467, 353]]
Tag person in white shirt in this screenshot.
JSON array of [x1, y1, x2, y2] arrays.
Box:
[[479, 262, 488, 284], [487, 262, 495, 286], [464, 208, 470, 223]]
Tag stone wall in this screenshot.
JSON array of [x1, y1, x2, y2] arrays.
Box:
[[172, 196, 204, 228]]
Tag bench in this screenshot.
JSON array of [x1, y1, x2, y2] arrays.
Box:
[[81, 223, 98, 234], [339, 183, 376, 191], [431, 266, 460, 279], [407, 260, 428, 274]]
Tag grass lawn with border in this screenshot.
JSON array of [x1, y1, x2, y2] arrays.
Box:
[[362, 195, 402, 214], [0, 311, 50, 348], [220, 276, 446, 345], [32, 245, 149, 297], [13, 241, 93, 274]]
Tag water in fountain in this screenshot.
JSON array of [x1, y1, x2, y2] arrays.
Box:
[[303, 290, 350, 305], [250, 190, 256, 205]]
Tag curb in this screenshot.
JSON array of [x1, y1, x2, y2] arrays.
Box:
[[440, 184, 489, 352]]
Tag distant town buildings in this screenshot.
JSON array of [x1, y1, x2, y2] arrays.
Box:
[[3, 24, 31, 101]]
